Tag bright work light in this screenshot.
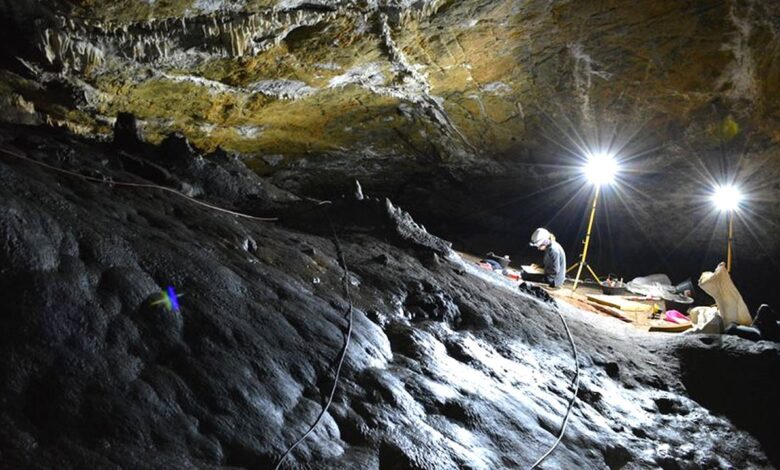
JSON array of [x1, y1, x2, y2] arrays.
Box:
[[583, 152, 618, 186], [711, 184, 742, 212], [568, 152, 620, 291]]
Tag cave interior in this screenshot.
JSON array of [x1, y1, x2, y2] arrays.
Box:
[[0, 1, 779, 469]]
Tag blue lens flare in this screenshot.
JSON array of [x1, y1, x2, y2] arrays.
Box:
[[152, 285, 182, 312], [167, 286, 180, 312]]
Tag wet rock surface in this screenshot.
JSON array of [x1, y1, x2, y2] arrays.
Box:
[[0, 125, 778, 469]]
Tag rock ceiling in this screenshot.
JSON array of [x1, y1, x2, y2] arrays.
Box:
[[1, 0, 779, 298], [1, 0, 778, 161]]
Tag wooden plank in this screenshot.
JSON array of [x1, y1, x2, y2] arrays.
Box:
[[586, 294, 654, 313], [588, 301, 636, 323], [648, 320, 692, 333], [589, 301, 692, 333]]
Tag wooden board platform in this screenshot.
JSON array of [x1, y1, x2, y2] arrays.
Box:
[[586, 294, 654, 313], [587, 300, 692, 332], [455, 250, 692, 334]]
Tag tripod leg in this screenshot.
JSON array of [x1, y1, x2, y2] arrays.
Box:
[[573, 262, 586, 291], [586, 263, 601, 283], [573, 186, 601, 292]]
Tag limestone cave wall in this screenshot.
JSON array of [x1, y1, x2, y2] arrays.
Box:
[[0, 0, 778, 303]]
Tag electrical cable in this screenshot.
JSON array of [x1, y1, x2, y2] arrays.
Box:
[[528, 303, 580, 469], [273, 203, 354, 470], [0, 147, 278, 222]]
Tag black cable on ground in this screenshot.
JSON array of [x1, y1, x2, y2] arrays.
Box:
[[529, 302, 580, 469], [273, 203, 354, 470]]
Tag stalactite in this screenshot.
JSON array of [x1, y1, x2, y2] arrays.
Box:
[[39, 29, 104, 73]]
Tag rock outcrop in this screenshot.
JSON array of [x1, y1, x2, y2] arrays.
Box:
[[1, 1, 778, 309], [0, 123, 778, 469]]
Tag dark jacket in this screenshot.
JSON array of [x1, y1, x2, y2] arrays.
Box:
[[543, 240, 566, 287]]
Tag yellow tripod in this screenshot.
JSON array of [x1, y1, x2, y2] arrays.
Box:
[[567, 185, 602, 291]]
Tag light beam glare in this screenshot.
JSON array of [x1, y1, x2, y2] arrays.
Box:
[[466, 176, 582, 217], [543, 183, 594, 228], [736, 210, 780, 272], [609, 186, 668, 258]]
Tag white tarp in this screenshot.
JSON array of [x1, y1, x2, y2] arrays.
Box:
[[698, 262, 752, 327], [625, 274, 693, 304], [687, 306, 724, 334]]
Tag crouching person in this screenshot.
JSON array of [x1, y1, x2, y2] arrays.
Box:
[[529, 227, 566, 288]]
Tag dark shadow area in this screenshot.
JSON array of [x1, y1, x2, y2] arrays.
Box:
[[679, 340, 780, 467], [273, 160, 779, 312]]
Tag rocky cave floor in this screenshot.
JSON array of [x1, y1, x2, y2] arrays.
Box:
[[0, 123, 779, 470]]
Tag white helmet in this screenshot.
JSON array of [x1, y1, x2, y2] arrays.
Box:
[[530, 227, 551, 247]]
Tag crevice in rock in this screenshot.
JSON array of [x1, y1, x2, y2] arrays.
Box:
[[376, 12, 475, 157]]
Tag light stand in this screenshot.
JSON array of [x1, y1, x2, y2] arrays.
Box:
[[711, 184, 742, 273], [568, 152, 618, 292], [568, 186, 602, 291]]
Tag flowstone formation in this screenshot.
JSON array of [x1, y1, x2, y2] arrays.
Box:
[[0, 124, 779, 469]]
